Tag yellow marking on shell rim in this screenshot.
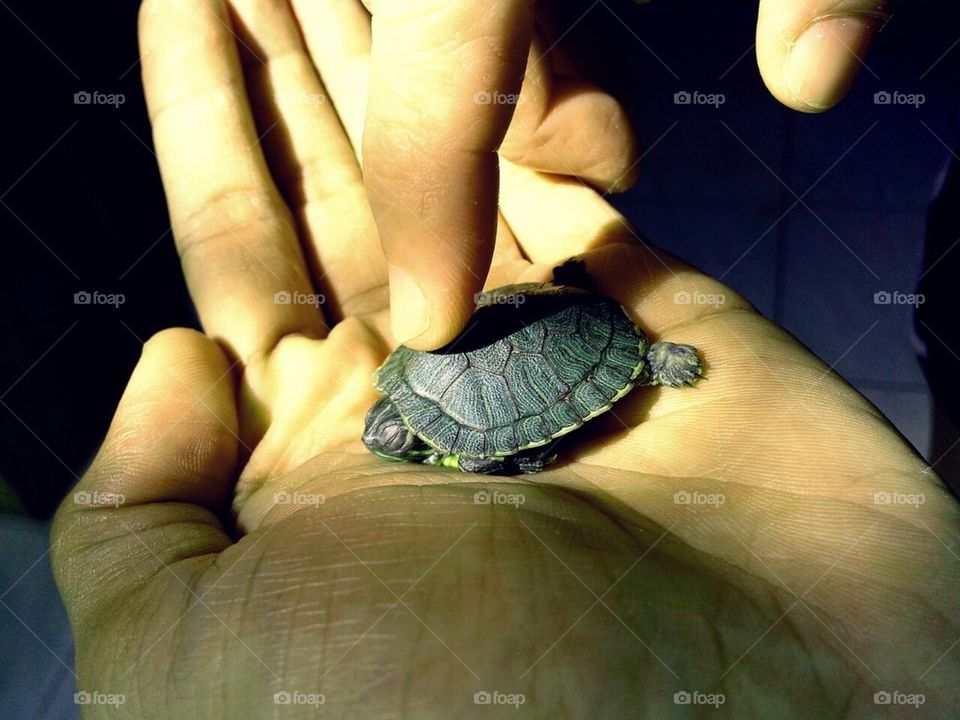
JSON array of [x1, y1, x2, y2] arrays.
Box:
[[389, 329, 647, 459], [493, 337, 646, 455], [509, 380, 639, 453]]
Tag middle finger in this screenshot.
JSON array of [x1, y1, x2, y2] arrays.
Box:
[[229, 0, 387, 319]]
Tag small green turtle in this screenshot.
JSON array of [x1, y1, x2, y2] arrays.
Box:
[[362, 260, 703, 474]]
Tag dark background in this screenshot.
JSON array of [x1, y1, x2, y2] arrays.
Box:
[[1, 0, 958, 519]]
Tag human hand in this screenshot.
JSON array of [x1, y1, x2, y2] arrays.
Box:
[[51, 0, 955, 717], [318, 0, 886, 350]]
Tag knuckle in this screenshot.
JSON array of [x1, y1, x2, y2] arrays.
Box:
[[173, 188, 291, 264]]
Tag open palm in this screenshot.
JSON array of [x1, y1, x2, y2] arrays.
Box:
[[51, 0, 959, 718]]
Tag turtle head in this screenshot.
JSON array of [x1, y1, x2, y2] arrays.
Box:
[[362, 395, 433, 461]]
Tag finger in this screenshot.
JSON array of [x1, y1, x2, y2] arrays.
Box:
[[51, 328, 237, 623], [229, 0, 387, 319], [581, 242, 753, 335], [498, 161, 753, 330], [756, 0, 886, 112], [288, 0, 371, 157], [498, 159, 638, 264], [361, 0, 536, 350], [485, 213, 530, 289], [499, 39, 640, 192], [140, 0, 323, 360], [295, 1, 630, 308]]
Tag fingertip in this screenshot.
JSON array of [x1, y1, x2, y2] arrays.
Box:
[[82, 327, 239, 509], [758, 11, 880, 113], [389, 268, 478, 351], [388, 263, 432, 345], [141, 326, 223, 367], [365, 145, 497, 352], [501, 79, 641, 192], [574, 91, 642, 192]]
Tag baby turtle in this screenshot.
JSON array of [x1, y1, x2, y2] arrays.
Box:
[[362, 261, 703, 474]]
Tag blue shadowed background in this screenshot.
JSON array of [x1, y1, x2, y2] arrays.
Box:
[[0, 0, 958, 716]]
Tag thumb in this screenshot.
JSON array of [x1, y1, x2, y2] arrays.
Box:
[[51, 328, 238, 628], [756, 0, 887, 112]]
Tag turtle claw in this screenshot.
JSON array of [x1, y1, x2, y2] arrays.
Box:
[[645, 342, 704, 388]]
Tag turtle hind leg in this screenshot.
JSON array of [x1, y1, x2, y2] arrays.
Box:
[[458, 456, 507, 474], [512, 445, 559, 474], [645, 342, 704, 388], [460, 444, 559, 475]]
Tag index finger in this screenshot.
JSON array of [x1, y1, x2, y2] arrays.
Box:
[[361, 0, 535, 350]]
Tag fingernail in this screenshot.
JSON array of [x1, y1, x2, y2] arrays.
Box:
[[784, 15, 876, 111], [389, 264, 431, 345]]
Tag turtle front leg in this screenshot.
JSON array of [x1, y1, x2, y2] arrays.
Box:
[[644, 342, 704, 388]]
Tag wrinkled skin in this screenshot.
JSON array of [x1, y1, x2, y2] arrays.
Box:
[[50, 1, 959, 718]]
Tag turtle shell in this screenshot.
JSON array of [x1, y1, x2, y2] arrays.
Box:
[[375, 284, 647, 459]]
